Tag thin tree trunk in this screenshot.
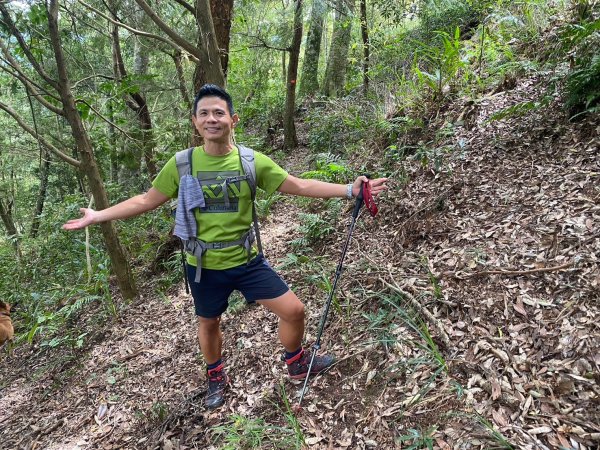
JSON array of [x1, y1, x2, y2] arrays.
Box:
[[0, 197, 17, 238], [172, 50, 192, 110], [282, 51, 287, 86], [48, 0, 137, 300], [322, 0, 355, 97], [299, 0, 326, 97], [30, 149, 50, 238], [107, 102, 118, 183], [132, 7, 157, 178], [0, 195, 21, 260], [110, 6, 157, 179], [283, 0, 303, 149], [359, 0, 370, 95]]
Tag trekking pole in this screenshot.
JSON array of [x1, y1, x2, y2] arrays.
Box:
[[180, 242, 190, 294], [295, 179, 378, 410]]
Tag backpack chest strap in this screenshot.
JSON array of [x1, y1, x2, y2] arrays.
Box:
[[185, 229, 256, 282]]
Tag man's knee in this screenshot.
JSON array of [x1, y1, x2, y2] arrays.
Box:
[[197, 316, 220, 333], [285, 302, 305, 322]]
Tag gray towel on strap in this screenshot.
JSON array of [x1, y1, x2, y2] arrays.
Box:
[[174, 175, 205, 241]]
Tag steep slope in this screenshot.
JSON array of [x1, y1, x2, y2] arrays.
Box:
[[0, 76, 598, 450]]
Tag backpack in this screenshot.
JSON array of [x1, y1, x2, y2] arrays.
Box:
[[174, 144, 264, 288]]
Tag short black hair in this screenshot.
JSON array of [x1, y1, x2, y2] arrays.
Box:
[[192, 84, 234, 116]]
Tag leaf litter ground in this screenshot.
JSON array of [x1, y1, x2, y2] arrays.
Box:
[[0, 76, 599, 449]]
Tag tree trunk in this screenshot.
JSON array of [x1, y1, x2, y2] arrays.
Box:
[[322, 0, 355, 97], [0, 196, 17, 238], [0, 194, 21, 260], [283, 0, 303, 150], [360, 0, 370, 95], [210, 0, 233, 78], [172, 50, 192, 110], [48, 0, 138, 300], [299, 0, 326, 97], [110, 7, 157, 180], [107, 102, 119, 183], [192, 0, 226, 90], [30, 149, 50, 238], [132, 7, 157, 178]]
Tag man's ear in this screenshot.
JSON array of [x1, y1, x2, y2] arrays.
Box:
[[232, 113, 239, 127]]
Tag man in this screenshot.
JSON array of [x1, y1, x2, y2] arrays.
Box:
[[64, 84, 387, 408]]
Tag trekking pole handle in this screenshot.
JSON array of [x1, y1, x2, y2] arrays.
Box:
[[352, 176, 370, 218]]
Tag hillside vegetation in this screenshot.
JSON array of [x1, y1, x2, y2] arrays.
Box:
[[0, 1, 599, 449]]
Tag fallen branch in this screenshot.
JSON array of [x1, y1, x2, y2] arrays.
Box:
[[450, 260, 576, 279], [378, 276, 451, 347]]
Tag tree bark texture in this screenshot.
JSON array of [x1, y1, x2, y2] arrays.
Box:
[[283, 0, 303, 149], [299, 0, 326, 97], [322, 0, 356, 97], [210, 0, 233, 78], [48, 1, 138, 300], [360, 0, 370, 95]]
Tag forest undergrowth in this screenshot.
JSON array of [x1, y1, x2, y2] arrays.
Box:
[[1, 69, 598, 450], [1, 2, 599, 450]]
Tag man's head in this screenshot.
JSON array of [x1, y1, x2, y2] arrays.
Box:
[[191, 84, 239, 144], [192, 84, 234, 117]]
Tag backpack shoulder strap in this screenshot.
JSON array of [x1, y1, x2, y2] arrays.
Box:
[[237, 144, 256, 200], [236, 144, 263, 255], [175, 147, 195, 179]]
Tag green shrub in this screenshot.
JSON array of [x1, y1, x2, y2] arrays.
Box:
[[562, 19, 600, 117]]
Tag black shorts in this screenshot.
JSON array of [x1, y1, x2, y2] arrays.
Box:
[[186, 253, 290, 318]]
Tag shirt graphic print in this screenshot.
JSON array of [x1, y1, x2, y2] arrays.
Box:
[[198, 170, 244, 213]]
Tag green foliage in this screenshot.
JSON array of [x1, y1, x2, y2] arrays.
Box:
[[300, 154, 352, 183], [413, 27, 468, 96], [306, 102, 370, 154], [255, 191, 282, 220], [417, 0, 481, 37], [291, 199, 342, 250], [397, 426, 437, 450], [276, 382, 305, 448], [383, 293, 447, 372], [211, 410, 300, 450], [561, 19, 600, 117]]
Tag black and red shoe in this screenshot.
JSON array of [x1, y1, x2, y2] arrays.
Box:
[[286, 348, 334, 380], [205, 364, 229, 409]]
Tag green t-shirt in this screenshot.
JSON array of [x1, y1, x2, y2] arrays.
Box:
[[152, 146, 288, 269]]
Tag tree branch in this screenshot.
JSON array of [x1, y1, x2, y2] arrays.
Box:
[[172, 0, 196, 16], [78, 0, 200, 64], [0, 4, 59, 90], [133, 0, 203, 61], [79, 100, 140, 142], [71, 74, 115, 90], [238, 33, 291, 52], [0, 44, 65, 117], [0, 101, 81, 168]]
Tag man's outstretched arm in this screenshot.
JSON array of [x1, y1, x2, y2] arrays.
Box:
[[62, 187, 170, 231], [277, 175, 387, 199]]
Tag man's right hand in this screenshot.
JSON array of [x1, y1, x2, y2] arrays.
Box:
[[62, 208, 100, 231]]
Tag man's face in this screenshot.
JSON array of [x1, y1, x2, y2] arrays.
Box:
[[192, 96, 239, 144]]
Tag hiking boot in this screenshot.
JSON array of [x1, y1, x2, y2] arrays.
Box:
[[286, 348, 335, 380], [205, 364, 228, 409]]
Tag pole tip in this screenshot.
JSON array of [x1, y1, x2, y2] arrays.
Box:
[[292, 403, 302, 414]]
